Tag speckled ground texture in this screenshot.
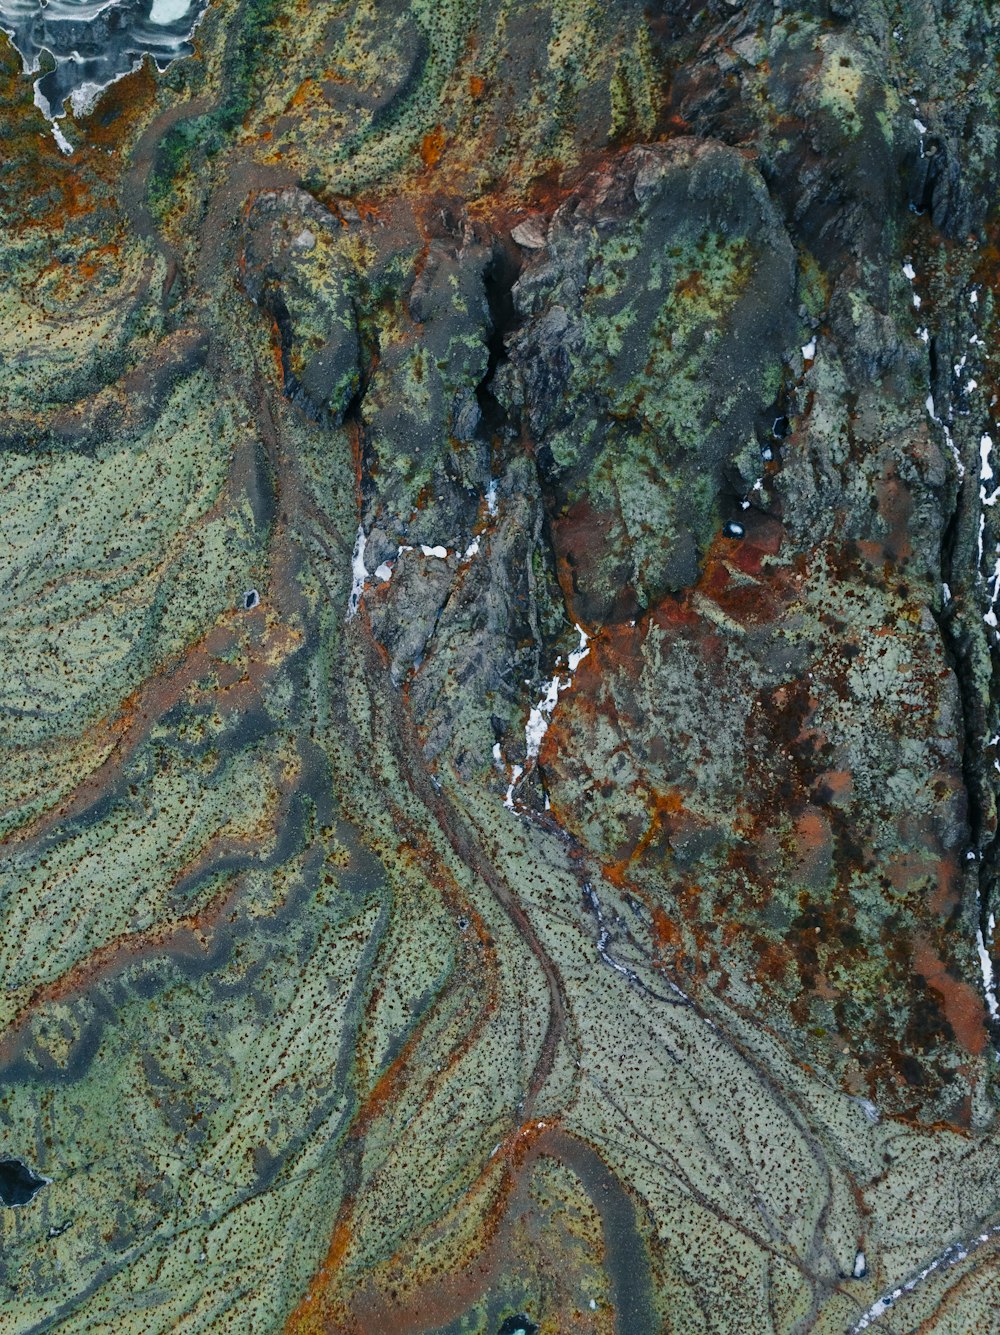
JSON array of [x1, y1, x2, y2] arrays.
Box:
[[2, 1, 1000, 1332]]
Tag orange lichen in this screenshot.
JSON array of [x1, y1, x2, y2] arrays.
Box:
[[419, 126, 446, 169]]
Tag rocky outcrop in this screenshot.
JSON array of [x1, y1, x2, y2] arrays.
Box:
[[2, 1, 1000, 1333]]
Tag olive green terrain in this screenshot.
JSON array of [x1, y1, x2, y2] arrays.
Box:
[[2, 0, 1000, 1332]]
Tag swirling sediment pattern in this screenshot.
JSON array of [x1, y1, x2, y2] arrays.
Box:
[[2, 1, 1000, 1333]]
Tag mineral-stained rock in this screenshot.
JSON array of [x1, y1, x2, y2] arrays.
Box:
[[498, 139, 798, 621], [2, 1, 1000, 1333]]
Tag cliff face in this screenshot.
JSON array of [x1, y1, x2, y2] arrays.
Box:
[[2, 2, 1000, 1332]]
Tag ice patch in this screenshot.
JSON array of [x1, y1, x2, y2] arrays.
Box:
[[150, 0, 192, 22], [68, 69, 143, 118], [486, 481, 498, 517]]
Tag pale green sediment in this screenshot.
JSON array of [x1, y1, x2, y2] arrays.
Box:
[[1, 0, 1000, 1331]]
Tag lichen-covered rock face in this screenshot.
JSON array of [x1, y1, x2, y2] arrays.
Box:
[[499, 141, 798, 621], [3, 1, 1000, 1333]]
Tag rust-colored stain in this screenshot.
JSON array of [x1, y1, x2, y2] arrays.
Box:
[[3, 4, 999, 1331], [419, 126, 446, 169], [913, 938, 988, 1057]]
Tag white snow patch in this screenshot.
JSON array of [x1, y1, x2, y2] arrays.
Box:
[[526, 675, 562, 758], [850, 1224, 1000, 1332], [346, 525, 367, 620], [374, 562, 393, 583], [420, 544, 448, 559], [853, 1251, 867, 1279], [801, 337, 817, 361], [976, 924, 999, 1021], [50, 120, 73, 154], [926, 394, 964, 479], [504, 626, 593, 812], [912, 292, 922, 309], [463, 537, 480, 561], [568, 624, 590, 672], [524, 626, 592, 760], [902, 261, 916, 281], [486, 480, 498, 517], [980, 434, 994, 482], [503, 764, 523, 810]]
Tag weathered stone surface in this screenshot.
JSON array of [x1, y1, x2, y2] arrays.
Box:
[[1, 1, 1000, 1332]]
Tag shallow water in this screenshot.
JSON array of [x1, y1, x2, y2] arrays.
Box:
[[0, 0, 204, 120]]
